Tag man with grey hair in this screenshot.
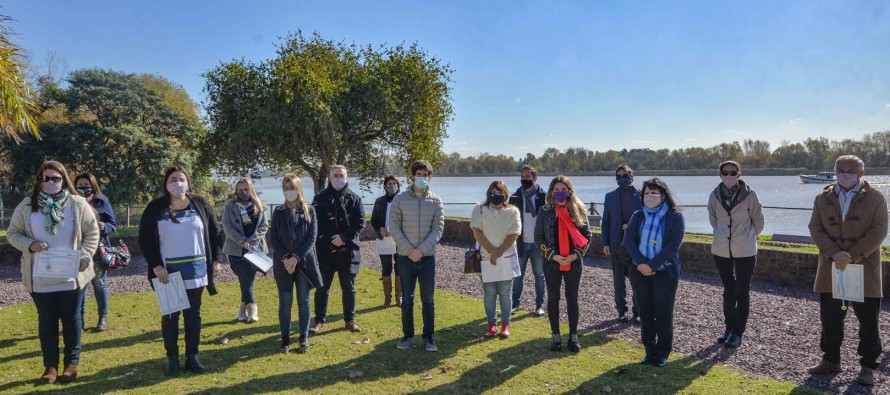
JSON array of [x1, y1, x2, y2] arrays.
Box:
[[310, 165, 366, 333], [807, 155, 888, 386]]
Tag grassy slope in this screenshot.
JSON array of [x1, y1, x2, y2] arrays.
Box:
[[0, 271, 819, 394]]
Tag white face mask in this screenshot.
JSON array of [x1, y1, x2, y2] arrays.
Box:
[[331, 178, 347, 190], [836, 173, 860, 190], [284, 190, 299, 202], [167, 181, 188, 198], [643, 194, 663, 209]]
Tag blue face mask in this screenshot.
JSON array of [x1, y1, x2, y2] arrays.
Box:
[[414, 177, 430, 189]]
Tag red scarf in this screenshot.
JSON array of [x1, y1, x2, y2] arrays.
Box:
[[556, 204, 589, 271]]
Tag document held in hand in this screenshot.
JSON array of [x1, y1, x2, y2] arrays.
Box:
[[33, 248, 81, 279], [244, 250, 273, 272], [832, 263, 864, 303], [152, 271, 190, 316]]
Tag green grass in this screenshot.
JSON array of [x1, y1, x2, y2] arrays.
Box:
[[0, 229, 6, 245], [0, 271, 820, 394]]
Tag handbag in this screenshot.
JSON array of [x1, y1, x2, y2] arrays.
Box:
[[98, 236, 131, 269], [464, 247, 481, 274]]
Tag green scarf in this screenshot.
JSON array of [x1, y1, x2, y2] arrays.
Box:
[[37, 190, 70, 235]]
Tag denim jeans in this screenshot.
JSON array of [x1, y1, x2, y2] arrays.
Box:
[[483, 279, 513, 323], [276, 270, 312, 344], [31, 288, 86, 367], [512, 242, 546, 308], [229, 255, 257, 304], [161, 287, 203, 357], [397, 255, 436, 340], [314, 263, 357, 323], [81, 267, 108, 318]]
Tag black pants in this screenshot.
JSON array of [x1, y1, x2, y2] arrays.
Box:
[[161, 287, 203, 357], [31, 288, 86, 367], [611, 247, 638, 316], [819, 293, 882, 369], [630, 270, 679, 360], [380, 254, 399, 277], [315, 261, 357, 323], [546, 262, 582, 335], [713, 255, 756, 336]]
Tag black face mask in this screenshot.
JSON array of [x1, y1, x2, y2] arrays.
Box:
[[520, 179, 534, 189], [76, 187, 93, 197], [489, 193, 506, 205]]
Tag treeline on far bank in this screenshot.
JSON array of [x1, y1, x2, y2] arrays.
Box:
[[436, 133, 890, 176]]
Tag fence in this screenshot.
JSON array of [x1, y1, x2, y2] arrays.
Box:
[[2, 202, 888, 246]]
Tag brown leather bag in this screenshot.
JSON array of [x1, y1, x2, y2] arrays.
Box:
[[464, 248, 481, 274]]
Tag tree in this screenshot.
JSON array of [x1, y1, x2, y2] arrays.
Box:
[[203, 31, 454, 192], [6, 69, 209, 204], [0, 14, 39, 142]]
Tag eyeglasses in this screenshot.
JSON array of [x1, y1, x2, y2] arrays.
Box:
[[44, 176, 63, 183], [721, 170, 739, 176], [615, 174, 631, 179]]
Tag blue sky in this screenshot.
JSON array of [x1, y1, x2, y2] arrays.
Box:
[[6, 0, 890, 159]]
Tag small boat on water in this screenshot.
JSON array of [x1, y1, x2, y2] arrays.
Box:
[[799, 171, 836, 184]]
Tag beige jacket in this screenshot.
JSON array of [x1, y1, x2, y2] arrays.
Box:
[[708, 181, 765, 258], [809, 181, 888, 298], [7, 195, 100, 293]]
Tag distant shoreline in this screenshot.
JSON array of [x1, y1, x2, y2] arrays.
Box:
[[436, 167, 890, 177]]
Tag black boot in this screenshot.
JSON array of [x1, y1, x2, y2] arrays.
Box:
[[297, 336, 310, 354], [184, 354, 205, 374], [165, 356, 180, 377], [97, 315, 108, 331]]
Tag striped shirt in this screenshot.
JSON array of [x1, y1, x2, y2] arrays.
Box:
[[158, 203, 207, 289]]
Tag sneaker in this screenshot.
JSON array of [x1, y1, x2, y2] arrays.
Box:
[[617, 313, 629, 323], [309, 321, 324, 334], [807, 360, 842, 375], [397, 336, 414, 349], [424, 338, 438, 352], [534, 305, 545, 316], [510, 306, 520, 314]]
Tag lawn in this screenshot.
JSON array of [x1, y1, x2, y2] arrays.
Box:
[[0, 270, 820, 394]]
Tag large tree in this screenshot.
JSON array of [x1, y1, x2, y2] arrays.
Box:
[[0, 14, 39, 143], [7, 69, 209, 204], [202, 31, 453, 192]]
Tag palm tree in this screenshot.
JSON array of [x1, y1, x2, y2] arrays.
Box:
[[0, 14, 39, 142]]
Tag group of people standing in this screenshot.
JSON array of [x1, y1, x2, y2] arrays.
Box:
[[6, 154, 885, 387]]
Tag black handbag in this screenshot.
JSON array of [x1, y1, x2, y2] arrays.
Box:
[[464, 247, 481, 274]]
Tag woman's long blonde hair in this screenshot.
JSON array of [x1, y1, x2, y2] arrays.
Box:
[[233, 178, 266, 215], [545, 175, 589, 226], [282, 174, 312, 223]]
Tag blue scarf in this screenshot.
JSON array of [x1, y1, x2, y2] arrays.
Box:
[[638, 203, 669, 261]]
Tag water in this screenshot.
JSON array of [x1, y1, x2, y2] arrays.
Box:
[[244, 175, 890, 245]]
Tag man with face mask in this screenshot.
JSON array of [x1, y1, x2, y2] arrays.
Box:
[[310, 165, 366, 334], [807, 155, 888, 386], [508, 165, 548, 315], [601, 164, 642, 324]]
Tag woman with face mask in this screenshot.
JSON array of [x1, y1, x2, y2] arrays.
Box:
[[138, 167, 222, 377], [7, 161, 100, 384], [534, 176, 592, 353], [622, 178, 685, 367], [707, 161, 764, 349], [471, 180, 522, 339], [73, 173, 117, 332], [269, 174, 323, 354], [221, 178, 269, 323], [370, 175, 402, 307]]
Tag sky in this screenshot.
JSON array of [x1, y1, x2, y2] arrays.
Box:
[[5, 0, 890, 159]]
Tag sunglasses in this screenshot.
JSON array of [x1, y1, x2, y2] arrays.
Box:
[[44, 176, 63, 183], [721, 170, 739, 177], [615, 174, 631, 179]]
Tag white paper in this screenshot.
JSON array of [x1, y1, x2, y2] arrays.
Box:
[[375, 236, 397, 255], [481, 245, 520, 283], [244, 250, 273, 272], [33, 249, 81, 279], [832, 263, 864, 303], [153, 272, 191, 316]]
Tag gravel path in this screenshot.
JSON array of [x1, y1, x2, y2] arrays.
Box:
[[2, 241, 888, 394]]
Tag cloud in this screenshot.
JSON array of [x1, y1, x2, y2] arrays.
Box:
[[452, 140, 468, 146], [788, 118, 802, 125], [516, 145, 531, 150], [885, 103, 890, 109], [631, 139, 655, 145], [685, 138, 696, 142]]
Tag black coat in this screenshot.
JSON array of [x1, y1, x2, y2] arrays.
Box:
[[138, 195, 222, 295], [311, 183, 366, 264], [534, 204, 593, 267], [269, 205, 323, 289], [370, 193, 397, 239]]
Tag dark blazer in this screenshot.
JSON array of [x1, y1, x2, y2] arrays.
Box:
[[622, 208, 685, 279], [311, 183, 366, 264], [138, 195, 222, 295], [370, 193, 396, 240], [91, 194, 117, 247], [269, 205, 323, 289], [508, 184, 547, 258], [601, 186, 641, 252], [534, 204, 593, 266]]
